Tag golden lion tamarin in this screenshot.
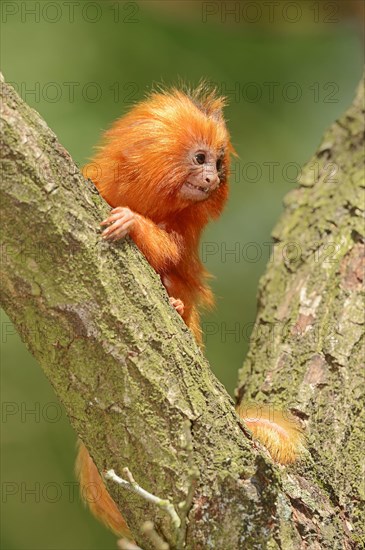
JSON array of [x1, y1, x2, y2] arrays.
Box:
[[78, 84, 303, 538]]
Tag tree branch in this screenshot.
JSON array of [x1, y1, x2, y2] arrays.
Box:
[[0, 74, 285, 548]]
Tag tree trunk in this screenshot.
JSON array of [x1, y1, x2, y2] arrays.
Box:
[[0, 72, 363, 549], [236, 75, 365, 549]]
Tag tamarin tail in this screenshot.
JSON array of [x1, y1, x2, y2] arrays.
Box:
[[75, 442, 130, 537], [237, 405, 304, 465]]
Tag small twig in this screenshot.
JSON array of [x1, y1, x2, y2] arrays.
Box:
[[142, 521, 170, 550], [117, 539, 143, 550], [105, 467, 181, 531]]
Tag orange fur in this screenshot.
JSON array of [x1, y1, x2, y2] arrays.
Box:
[[83, 85, 233, 341], [75, 442, 130, 537], [237, 405, 304, 464]]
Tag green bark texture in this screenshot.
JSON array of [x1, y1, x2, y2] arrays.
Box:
[[236, 76, 365, 548], [0, 71, 363, 549]]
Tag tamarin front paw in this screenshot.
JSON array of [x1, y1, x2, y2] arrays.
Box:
[[101, 207, 136, 241], [169, 296, 185, 316]]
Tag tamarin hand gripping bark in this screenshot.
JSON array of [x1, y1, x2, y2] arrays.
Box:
[[77, 85, 303, 537]]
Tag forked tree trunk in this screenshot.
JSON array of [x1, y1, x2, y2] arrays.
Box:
[[1, 72, 364, 549]]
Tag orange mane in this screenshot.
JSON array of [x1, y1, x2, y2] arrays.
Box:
[[84, 86, 233, 230]]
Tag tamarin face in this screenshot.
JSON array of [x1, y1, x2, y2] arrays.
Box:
[[181, 146, 225, 202]]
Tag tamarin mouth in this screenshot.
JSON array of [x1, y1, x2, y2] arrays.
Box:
[[185, 181, 210, 194]]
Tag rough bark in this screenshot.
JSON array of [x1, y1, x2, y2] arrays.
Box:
[[236, 76, 365, 548], [0, 71, 363, 549]]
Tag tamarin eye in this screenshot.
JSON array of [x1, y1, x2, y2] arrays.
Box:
[[195, 153, 206, 165], [216, 158, 223, 171]]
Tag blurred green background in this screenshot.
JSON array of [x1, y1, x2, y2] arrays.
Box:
[[1, 1, 363, 548]]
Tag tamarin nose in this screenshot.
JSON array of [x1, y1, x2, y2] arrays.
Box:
[[205, 174, 219, 186]]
